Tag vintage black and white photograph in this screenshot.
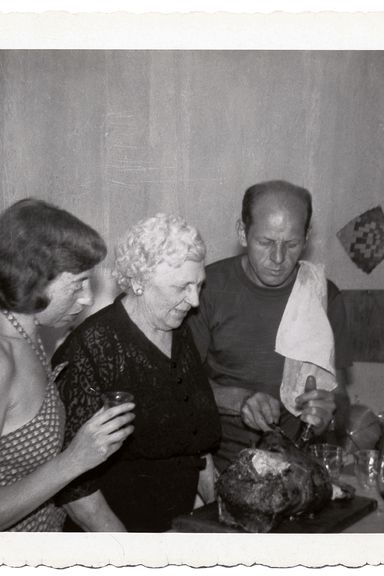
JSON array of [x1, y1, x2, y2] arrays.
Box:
[[1, 5, 384, 572]]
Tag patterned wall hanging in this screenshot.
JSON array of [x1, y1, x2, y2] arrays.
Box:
[[337, 206, 384, 274]]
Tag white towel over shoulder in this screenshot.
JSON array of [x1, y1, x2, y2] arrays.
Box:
[[276, 261, 337, 417]]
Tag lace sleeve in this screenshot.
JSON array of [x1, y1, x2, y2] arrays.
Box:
[[53, 329, 108, 505]]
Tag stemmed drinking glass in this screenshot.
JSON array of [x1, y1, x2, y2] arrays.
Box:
[[376, 455, 384, 514], [353, 449, 384, 514]]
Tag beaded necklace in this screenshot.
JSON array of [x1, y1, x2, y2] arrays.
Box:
[[1, 309, 51, 378]]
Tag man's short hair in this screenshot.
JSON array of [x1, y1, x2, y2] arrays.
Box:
[[241, 180, 313, 234]]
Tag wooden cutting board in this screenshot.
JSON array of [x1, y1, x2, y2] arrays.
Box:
[[172, 496, 377, 533]]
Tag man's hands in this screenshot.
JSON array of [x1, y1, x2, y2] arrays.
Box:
[[240, 392, 280, 431], [240, 375, 336, 435], [295, 375, 335, 434]]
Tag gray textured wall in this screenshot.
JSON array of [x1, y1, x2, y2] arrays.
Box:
[[1, 50, 384, 407]]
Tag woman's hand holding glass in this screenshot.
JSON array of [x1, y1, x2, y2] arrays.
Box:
[[63, 401, 135, 475]]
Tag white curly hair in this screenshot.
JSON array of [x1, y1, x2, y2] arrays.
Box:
[[113, 213, 206, 292]]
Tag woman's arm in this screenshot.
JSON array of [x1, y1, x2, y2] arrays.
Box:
[[196, 453, 217, 506], [65, 490, 126, 532], [0, 403, 134, 530], [0, 342, 15, 435]]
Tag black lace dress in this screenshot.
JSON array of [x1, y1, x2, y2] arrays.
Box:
[[52, 295, 221, 532]]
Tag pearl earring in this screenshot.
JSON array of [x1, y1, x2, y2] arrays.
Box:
[[136, 287, 143, 296]]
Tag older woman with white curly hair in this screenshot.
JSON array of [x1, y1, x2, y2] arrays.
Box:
[[52, 213, 221, 532]]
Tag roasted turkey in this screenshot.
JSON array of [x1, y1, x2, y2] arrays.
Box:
[[216, 431, 333, 532]]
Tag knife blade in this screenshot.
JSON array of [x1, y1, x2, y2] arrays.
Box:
[[270, 423, 296, 444], [294, 375, 317, 450], [295, 422, 314, 450]]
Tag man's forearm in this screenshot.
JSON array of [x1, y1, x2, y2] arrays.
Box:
[[210, 380, 252, 415]]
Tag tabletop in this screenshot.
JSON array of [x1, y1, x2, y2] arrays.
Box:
[[172, 472, 384, 533], [340, 473, 384, 533]]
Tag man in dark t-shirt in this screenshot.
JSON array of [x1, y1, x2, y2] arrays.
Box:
[[189, 180, 352, 472]]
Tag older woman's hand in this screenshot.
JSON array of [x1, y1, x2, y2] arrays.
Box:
[[64, 403, 135, 475]]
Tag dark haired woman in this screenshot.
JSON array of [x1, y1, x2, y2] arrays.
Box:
[[0, 198, 135, 531]]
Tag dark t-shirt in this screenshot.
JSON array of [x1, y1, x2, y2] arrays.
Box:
[[188, 255, 352, 471], [53, 295, 221, 532]]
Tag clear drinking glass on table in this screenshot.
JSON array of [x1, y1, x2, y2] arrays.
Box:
[[375, 455, 384, 513], [354, 449, 379, 490], [309, 443, 344, 481], [354, 449, 383, 512]]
